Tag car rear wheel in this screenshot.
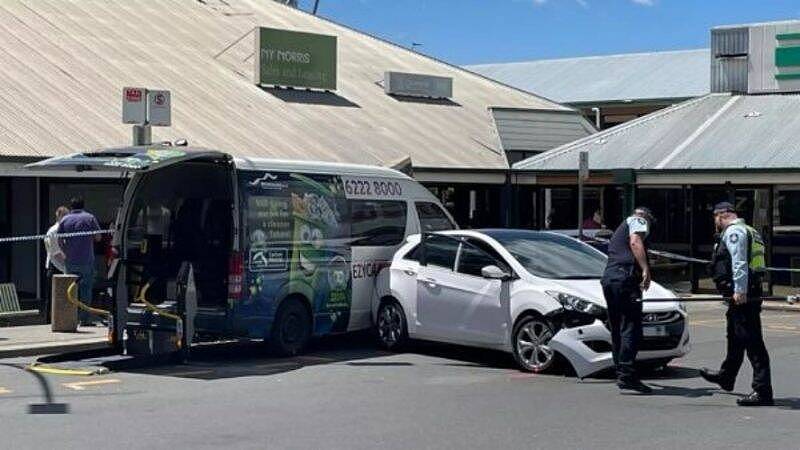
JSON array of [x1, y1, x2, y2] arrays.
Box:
[[376, 301, 408, 351], [512, 316, 557, 373], [269, 298, 312, 357]]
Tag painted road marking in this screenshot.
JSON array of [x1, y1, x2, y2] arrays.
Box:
[[62, 379, 121, 391], [0, 387, 12, 394]]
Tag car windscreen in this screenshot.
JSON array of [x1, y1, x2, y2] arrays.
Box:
[[485, 230, 606, 279]]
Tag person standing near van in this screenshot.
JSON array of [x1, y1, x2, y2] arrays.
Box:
[[700, 202, 773, 406], [601, 207, 655, 394], [58, 197, 102, 326]]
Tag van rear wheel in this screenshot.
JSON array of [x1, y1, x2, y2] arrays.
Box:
[[269, 298, 311, 357]]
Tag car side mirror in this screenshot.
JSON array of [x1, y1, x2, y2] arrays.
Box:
[[481, 265, 511, 280]]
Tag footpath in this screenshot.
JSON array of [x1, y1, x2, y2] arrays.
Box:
[[0, 325, 108, 359]]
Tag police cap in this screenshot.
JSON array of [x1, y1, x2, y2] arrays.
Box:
[[713, 201, 736, 215], [633, 206, 656, 225]]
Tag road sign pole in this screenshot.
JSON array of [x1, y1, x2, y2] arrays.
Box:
[[578, 151, 589, 238], [132, 124, 151, 146]]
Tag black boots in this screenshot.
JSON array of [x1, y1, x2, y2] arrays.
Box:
[[736, 391, 774, 407], [699, 368, 735, 392]]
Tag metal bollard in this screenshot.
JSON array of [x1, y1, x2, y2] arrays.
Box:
[[51, 274, 78, 332]]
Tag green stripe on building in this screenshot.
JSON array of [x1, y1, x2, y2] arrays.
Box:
[[775, 46, 800, 67], [775, 72, 800, 80], [777, 32, 800, 41]]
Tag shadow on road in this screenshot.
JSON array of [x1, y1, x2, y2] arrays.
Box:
[[774, 398, 800, 410], [114, 331, 393, 380], [646, 383, 717, 398]]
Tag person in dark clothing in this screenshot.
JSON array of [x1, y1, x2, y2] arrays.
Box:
[[700, 202, 773, 406], [601, 207, 655, 394], [58, 197, 102, 326]]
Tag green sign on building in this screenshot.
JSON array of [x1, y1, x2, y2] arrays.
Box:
[[775, 32, 800, 81], [254, 27, 337, 90]]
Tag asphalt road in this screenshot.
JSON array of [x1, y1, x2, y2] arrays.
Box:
[[1, 303, 799, 450]]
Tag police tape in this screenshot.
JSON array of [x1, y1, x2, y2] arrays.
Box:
[[0, 229, 113, 244], [588, 237, 800, 273], [643, 296, 799, 304]]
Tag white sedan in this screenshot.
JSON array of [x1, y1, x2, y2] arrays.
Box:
[[375, 229, 690, 378]]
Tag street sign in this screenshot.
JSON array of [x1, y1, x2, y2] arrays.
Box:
[[122, 87, 147, 124], [147, 90, 171, 127], [579, 151, 589, 181]]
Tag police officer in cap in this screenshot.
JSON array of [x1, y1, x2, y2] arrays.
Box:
[[601, 207, 655, 394], [700, 202, 774, 406]]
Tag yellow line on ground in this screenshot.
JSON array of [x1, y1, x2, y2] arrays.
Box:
[[0, 387, 12, 394], [28, 364, 98, 376], [62, 379, 121, 391]]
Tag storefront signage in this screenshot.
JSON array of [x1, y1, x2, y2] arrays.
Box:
[[384, 71, 453, 99], [254, 27, 337, 90]]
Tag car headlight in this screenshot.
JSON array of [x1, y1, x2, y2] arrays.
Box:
[[546, 291, 606, 317]]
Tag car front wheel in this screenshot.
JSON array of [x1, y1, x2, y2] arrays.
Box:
[[376, 301, 408, 351], [512, 316, 557, 373]]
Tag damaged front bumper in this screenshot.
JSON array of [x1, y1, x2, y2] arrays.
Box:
[[548, 312, 690, 379]]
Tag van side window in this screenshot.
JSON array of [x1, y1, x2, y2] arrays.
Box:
[[421, 235, 458, 269], [416, 202, 455, 232], [350, 200, 408, 246]]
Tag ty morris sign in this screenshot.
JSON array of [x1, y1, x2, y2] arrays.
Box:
[[254, 27, 337, 91]]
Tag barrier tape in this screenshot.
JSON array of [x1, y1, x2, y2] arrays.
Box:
[[588, 236, 800, 273], [643, 295, 800, 304], [0, 229, 113, 244]]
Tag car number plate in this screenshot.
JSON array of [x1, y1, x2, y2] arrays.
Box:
[[643, 325, 667, 337]]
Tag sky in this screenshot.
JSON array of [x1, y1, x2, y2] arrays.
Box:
[[295, 0, 800, 65]]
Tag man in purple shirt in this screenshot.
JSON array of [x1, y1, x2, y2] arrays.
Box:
[[58, 197, 101, 326]]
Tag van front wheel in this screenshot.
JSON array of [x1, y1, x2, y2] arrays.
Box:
[[269, 298, 311, 357]]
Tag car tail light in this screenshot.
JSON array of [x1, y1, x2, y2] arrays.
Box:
[[228, 252, 244, 300]]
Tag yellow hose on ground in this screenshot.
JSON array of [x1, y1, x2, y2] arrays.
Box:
[[136, 282, 181, 321], [66, 281, 111, 319], [136, 281, 184, 349]]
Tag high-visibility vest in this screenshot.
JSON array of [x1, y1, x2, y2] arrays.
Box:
[[744, 224, 766, 273]]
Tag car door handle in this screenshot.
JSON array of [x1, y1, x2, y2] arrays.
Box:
[[404, 269, 417, 276], [422, 277, 438, 288]]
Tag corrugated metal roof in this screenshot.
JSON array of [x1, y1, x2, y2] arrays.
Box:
[[490, 108, 595, 153], [513, 93, 800, 171], [466, 49, 710, 105], [0, 0, 571, 170]]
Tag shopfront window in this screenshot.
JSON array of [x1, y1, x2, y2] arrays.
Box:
[[773, 187, 800, 295]]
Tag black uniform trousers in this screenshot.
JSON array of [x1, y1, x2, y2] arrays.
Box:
[[719, 298, 773, 397], [601, 268, 643, 383]]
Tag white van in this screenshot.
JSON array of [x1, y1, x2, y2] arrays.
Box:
[[29, 146, 456, 355]]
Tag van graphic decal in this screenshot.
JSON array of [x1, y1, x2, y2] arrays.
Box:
[[243, 171, 352, 333]]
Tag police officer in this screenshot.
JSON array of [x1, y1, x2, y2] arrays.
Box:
[[601, 207, 655, 394], [700, 202, 774, 406]]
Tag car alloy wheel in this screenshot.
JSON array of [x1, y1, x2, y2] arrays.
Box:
[[377, 302, 407, 350], [514, 317, 556, 372]]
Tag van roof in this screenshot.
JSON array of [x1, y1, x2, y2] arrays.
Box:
[[70, 145, 412, 179], [233, 157, 412, 180]]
